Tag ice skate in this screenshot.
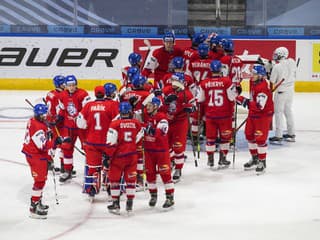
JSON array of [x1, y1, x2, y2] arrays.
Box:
[[59, 170, 72, 183], [149, 193, 157, 207], [108, 198, 120, 215], [207, 154, 214, 168], [87, 187, 96, 203], [244, 155, 259, 170], [29, 200, 48, 219], [126, 199, 133, 213], [172, 169, 181, 183], [162, 193, 174, 210], [256, 160, 266, 175], [108, 199, 120, 214], [39, 200, 49, 210], [283, 134, 296, 142], [269, 136, 283, 145], [218, 153, 230, 169]]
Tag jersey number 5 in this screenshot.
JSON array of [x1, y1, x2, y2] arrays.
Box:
[[124, 132, 132, 142]]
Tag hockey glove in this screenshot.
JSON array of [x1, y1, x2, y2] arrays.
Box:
[[63, 137, 72, 143], [183, 103, 196, 113], [145, 123, 156, 136], [164, 94, 178, 104], [154, 88, 162, 97], [236, 85, 242, 95], [241, 98, 249, 109], [256, 57, 265, 66], [128, 96, 139, 108], [54, 136, 64, 146], [236, 96, 249, 109]]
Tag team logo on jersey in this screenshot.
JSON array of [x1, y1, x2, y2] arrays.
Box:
[[67, 102, 77, 116]]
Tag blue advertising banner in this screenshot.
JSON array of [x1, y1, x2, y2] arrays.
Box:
[[47, 26, 84, 34], [193, 27, 231, 36], [267, 27, 304, 36], [121, 26, 158, 35]]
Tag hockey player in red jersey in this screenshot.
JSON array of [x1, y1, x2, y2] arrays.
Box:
[[188, 43, 213, 142], [198, 60, 237, 168], [208, 35, 224, 60], [143, 97, 175, 208], [58, 75, 91, 183], [236, 65, 274, 174], [45, 75, 65, 172], [45, 75, 65, 127], [122, 74, 151, 188], [142, 31, 183, 89], [121, 52, 142, 86], [162, 56, 194, 89], [119, 66, 140, 98], [183, 32, 207, 74], [219, 39, 243, 88], [105, 102, 144, 214], [163, 72, 196, 182], [22, 104, 54, 219], [76, 86, 119, 200]]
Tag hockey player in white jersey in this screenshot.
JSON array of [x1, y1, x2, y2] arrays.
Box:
[[268, 47, 297, 144]]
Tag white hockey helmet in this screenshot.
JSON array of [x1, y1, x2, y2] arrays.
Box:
[[273, 47, 289, 60]]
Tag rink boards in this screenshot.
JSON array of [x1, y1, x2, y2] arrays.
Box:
[[0, 36, 319, 92]]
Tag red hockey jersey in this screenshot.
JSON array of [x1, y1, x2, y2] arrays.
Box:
[[106, 118, 143, 158], [60, 88, 90, 129], [142, 46, 183, 87], [198, 76, 236, 119], [77, 99, 119, 146], [22, 118, 52, 157]]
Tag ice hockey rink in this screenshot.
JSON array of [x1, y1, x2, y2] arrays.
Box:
[[0, 90, 320, 240]]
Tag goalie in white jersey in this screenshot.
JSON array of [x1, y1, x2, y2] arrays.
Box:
[[269, 47, 297, 144]]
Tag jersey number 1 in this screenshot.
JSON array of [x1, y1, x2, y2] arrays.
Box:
[[94, 112, 102, 130]]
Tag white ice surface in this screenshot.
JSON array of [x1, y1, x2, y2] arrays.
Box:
[[0, 91, 320, 240]]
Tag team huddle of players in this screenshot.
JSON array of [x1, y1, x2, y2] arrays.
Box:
[[22, 31, 288, 219]]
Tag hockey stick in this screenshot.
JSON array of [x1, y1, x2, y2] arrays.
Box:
[[183, 91, 198, 167], [234, 78, 285, 133], [196, 103, 201, 163], [50, 160, 59, 205], [232, 103, 238, 168]]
